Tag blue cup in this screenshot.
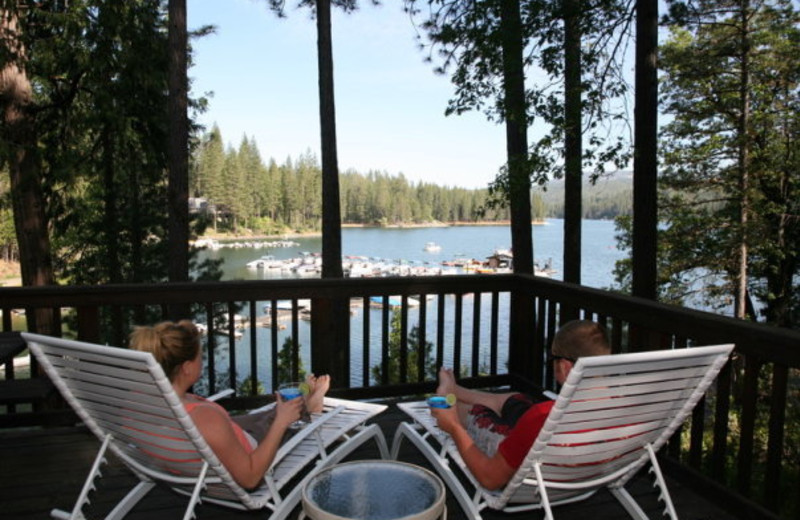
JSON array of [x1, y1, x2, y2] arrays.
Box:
[[279, 387, 303, 400], [427, 396, 451, 409]]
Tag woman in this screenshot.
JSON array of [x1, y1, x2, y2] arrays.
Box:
[[130, 320, 330, 489]]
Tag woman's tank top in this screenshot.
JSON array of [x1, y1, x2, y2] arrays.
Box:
[[185, 395, 255, 452]]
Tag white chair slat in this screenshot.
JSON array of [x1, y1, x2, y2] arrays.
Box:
[[393, 343, 734, 520], [23, 333, 388, 519]]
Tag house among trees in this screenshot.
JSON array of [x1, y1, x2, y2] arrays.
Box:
[[188, 197, 210, 215]]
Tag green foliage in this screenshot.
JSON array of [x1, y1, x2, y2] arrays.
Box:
[[612, 0, 800, 326], [238, 375, 266, 396], [534, 173, 633, 219], [655, 0, 800, 325], [371, 310, 436, 385], [190, 127, 522, 232], [0, 171, 15, 262], [277, 336, 306, 384], [611, 4, 800, 515], [1, 1, 219, 343], [406, 0, 633, 206]]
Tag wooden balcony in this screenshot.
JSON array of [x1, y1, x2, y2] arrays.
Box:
[[0, 405, 736, 519], [1, 274, 797, 519]]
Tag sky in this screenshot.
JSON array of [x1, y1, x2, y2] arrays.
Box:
[[186, 0, 508, 189]]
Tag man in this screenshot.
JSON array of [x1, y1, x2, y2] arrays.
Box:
[[431, 319, 611, 490]]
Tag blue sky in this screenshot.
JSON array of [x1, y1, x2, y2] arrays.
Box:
[[187, 0, 507, 189]]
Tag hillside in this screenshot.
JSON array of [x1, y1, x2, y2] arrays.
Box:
[[535, 171, 633, 219]]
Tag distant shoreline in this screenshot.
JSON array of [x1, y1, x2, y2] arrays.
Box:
[[343, 220, 547, 229], [202, 220, 547, 242]]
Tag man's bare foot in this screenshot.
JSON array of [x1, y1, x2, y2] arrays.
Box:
[[305, 374, 330, 413], [436, 367, 457, 396]]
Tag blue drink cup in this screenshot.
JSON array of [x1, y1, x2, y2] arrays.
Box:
[[279, 387, 303, 401], [427, 396, 451, 409], [278, 382, 309, 428]]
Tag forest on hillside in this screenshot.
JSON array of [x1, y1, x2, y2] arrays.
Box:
[[190, 126, 632, 235]]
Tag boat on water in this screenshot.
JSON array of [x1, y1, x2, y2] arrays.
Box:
[[246, 254, 284, 270], [243, 248, 556, 279], [368, 296, 421, 309], [423, 242, 442, 253], [264, 299, 311, 313]]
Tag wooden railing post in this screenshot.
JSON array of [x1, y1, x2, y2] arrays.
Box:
[[311, 296, 350, 388], [508, 287, 535, 387], [76, 306, 100, 344]]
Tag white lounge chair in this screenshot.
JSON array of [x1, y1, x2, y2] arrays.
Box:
[[23, 332, 389, 520], [391, 344, 734, 520]]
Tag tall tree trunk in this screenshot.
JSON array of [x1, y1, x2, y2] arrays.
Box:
[[311, 0, 348, 386], [102, 126, 121, 283], [1, 5, 56, 334], [500, 0, 536, 381], [563, 0, 582, 286], [734, 0, 750, 320], [316, 0, 342, 279], [500, 0, 533, 275], [168, 0, 189, 285], [632, 0, 658, 301]]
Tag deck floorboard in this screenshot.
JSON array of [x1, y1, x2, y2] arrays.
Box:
[[0, 402, 734, 519]]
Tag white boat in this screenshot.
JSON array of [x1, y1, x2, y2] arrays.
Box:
[[369, 296, 421, 309], [423, 242, 442, 252], [264, 299, 311, 313], [246, 255, 283, 269], [295, 264, 320, 277]]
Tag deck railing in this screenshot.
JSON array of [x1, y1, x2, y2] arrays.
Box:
[[1, 274, 798, 519]]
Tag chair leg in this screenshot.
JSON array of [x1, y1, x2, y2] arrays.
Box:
[[391, 422, 484, 520], [390, 422, 409, 460], [533, 463, 554, 520], [369, 424, 391, 459], [645, 444, 678, 519], [50, 434, 157, 520], [104, 481, 157, 520], [268, 424, 390, 520], [609, 444, 678, 520], [51, 433, 112, 519], [181, 462, 210, 520]]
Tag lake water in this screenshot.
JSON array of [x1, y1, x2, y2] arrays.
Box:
[[197, 219, 626, 391], [204, 218, 625, 289]]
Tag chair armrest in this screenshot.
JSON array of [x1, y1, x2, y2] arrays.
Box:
[[272, 405, 346, 463], [207, 388, 235, 402]]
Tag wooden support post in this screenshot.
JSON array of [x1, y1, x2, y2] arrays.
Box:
[[311, 296, 350, 388], [508, 289, 535, 388]]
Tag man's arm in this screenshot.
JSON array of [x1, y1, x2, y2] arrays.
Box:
[[432, 407, 515, 490]]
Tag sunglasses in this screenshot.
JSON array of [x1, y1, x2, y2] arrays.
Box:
[[548, 353, 576, 363]]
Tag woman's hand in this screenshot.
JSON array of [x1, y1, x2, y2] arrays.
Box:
[[273, 392, 303, 429]]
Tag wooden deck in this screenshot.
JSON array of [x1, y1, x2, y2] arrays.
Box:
[[0, 400, 740, 520]]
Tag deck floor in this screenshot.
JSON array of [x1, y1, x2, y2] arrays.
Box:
[[0, 401, 735, 520]]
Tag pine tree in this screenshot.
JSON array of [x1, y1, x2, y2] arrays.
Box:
[[641, 0, 800, 324]]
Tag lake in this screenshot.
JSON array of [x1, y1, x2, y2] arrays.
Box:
[[202, 218, 625, 289], [196, 219, 626, 391]]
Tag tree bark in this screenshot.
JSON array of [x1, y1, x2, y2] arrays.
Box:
[[500, 0, 535, 382], [563, 0, 582, 287], [734, 0, 750, 320], [632, 0, 658, 301], [500, 0, 533, 275], [102, 126, 121, 283], [312, 0, 349, 386], [1, 5, 56, 334], [168, 0, 190, 287], [316, 0, 343, 280]]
